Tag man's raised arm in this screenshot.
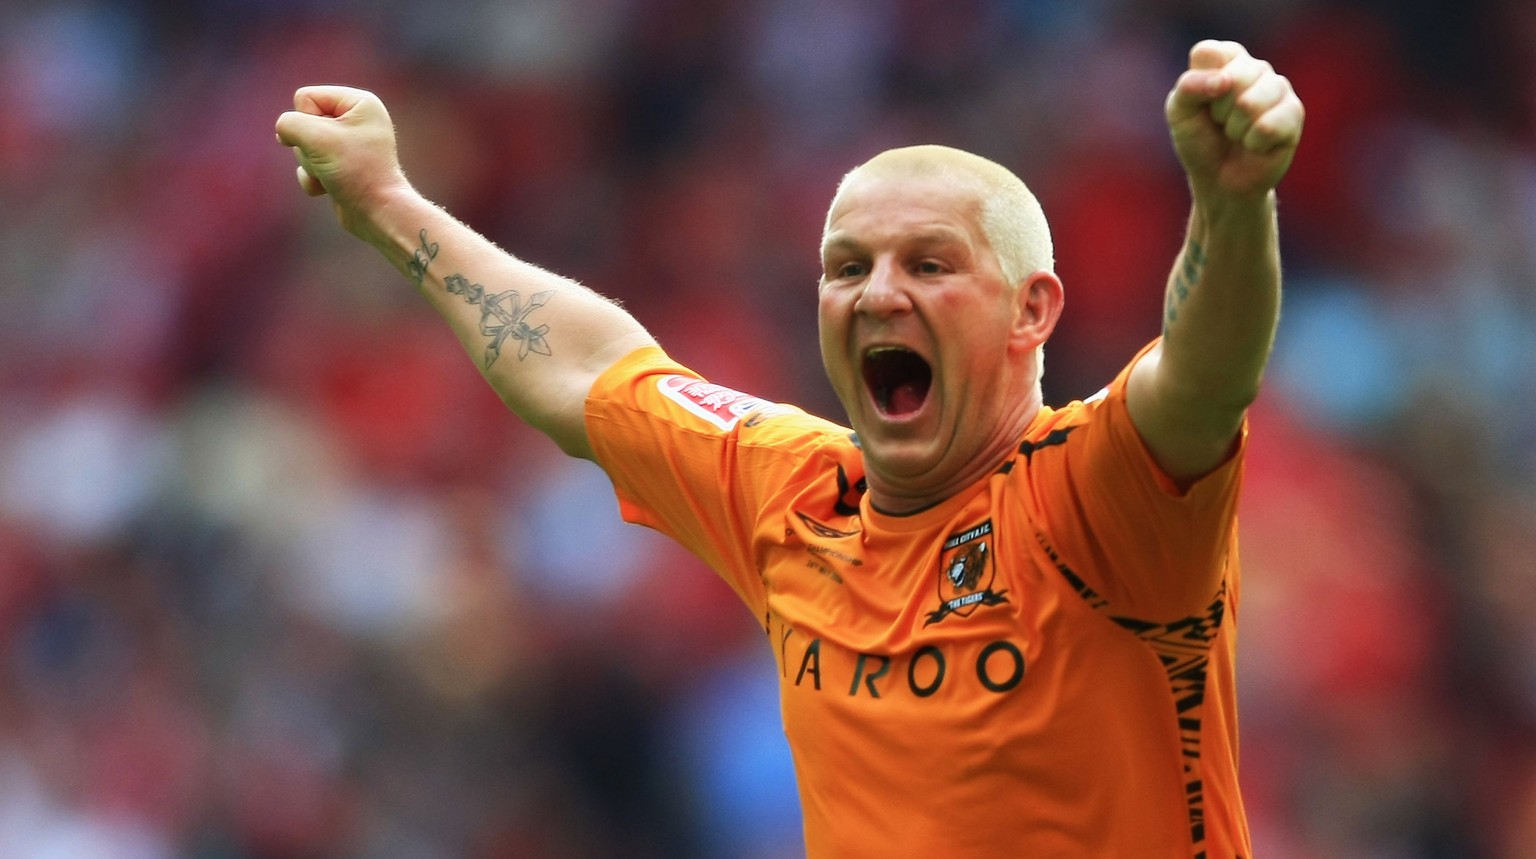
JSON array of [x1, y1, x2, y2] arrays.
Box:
[[275, 86, 656, 460], [1126, 40, 1304, 483]]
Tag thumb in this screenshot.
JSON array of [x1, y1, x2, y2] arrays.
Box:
[[274, 85, 387, 149], [292, 84, 379, 120], [1165, 68, 1233, 127], [275, 111, 332, 196], [274, 109, 330, 150]]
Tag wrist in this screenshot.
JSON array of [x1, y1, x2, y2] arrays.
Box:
[[1189, 186, 1276, 233], [342, 181, 445, 287], [340, 176, 419, 246]]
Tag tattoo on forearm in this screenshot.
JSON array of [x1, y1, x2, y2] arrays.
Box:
[[407, 229, 554, 368], [1162, 238, 1206, 338], [408, 229, 438, 288], [445, 274, 554, 367]]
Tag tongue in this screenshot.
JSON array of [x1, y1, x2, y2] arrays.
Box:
[[887, 381, 926, 416]]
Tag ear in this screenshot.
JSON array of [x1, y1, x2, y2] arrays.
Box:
[[1009, 269, 1064, 353]]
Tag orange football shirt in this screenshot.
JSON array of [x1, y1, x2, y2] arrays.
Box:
[[585, 343, 1250, 859]]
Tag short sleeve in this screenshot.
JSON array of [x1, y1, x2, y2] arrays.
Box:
[[1029, 344, 1245, 622], [584, 346, 849, 614]]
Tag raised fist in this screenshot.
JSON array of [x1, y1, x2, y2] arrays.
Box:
[[275, 86, 409, 235], [1165, 40, 1305, 201]]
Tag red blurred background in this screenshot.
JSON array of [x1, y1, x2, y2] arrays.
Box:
[[1, 1, 1533, 856]]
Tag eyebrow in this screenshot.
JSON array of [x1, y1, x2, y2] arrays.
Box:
[[820, 235, 865, 260], [820, 228, 971, 259]]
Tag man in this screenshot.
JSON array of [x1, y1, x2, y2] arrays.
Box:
[[276, 39, 1301, 858]]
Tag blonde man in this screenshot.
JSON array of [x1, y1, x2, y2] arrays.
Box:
[[277, 39, 1301, 858]]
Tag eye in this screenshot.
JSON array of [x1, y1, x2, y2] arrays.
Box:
[[914, 259, 948, 276], [834, 261, 868, 279]]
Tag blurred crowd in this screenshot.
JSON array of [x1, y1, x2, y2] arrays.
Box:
[[1, 0, 1533, 856]]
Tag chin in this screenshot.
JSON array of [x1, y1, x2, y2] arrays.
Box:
[[861, 441, 940, 484]]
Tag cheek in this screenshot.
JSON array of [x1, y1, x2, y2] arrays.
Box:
[[938, 315, 1016, 403], [816, 307, 845, 376], [816, 294, 850, 346], [932, 294, 1010, 350]]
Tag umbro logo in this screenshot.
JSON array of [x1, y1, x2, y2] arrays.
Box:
[[795, 511, 860, 539]]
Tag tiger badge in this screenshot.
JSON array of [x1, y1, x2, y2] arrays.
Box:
[[926, 520, 1009, 625]]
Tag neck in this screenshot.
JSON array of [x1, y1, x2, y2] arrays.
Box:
[[862, 391, 1043, 515]]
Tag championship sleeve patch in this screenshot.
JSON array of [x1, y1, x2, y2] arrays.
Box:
[[656, 375, 789, 431]]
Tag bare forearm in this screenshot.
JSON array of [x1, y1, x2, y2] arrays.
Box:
[[361, 187, 655, 457], [275, 87, 654, 459], [1124, 41, 1299, 481], [1158, 191, 1281, 410]]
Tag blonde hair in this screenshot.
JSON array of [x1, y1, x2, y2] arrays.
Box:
[[827, 145, 1054, 288]]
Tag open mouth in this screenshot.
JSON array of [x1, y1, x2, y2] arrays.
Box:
[[862, 347, 932, 417]]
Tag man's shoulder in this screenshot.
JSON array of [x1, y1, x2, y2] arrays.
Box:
[[1016, 391, 1112, 449], [738, 416, 864, 494], [1020, 341, 1156, 445], [592, 345, 848, 442]]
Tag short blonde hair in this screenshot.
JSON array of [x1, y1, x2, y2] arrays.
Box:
[[827, 145, 1054, 287]]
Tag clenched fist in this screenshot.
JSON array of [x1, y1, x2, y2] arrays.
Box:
[[274, 86, 410, 236], [1166, 40, 1304, 203]]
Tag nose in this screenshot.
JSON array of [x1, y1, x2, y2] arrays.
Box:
[[853, 260, 913, 317]]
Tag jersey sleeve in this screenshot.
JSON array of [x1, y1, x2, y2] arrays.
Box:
[[584, 346, 848, 615], [1032, 342, 1245, 623]]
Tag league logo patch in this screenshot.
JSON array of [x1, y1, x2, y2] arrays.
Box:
[[656, 375, 788, 431], [925, 520, 1009, 626]]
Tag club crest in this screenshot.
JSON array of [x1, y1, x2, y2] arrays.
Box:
[[925, 520, 1008, 626]]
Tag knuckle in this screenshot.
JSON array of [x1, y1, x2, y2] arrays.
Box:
[[1250, 112, 1298, 144], [1235, 85, 1276, 113]]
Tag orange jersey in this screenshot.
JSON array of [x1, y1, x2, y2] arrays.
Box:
[[586, 344, 1250, 859]]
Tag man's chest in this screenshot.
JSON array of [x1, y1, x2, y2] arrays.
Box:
[[756, 495, 1083, 706]]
